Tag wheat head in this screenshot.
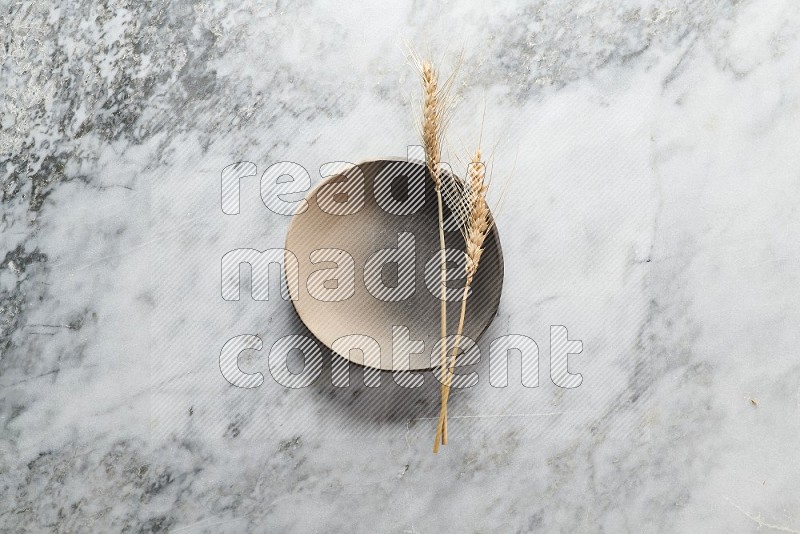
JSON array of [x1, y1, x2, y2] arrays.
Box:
[[420, 61, 442, 188], [464, 149, 491, 284]]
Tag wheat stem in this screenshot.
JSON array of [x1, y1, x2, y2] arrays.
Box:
[[432, 190, 448, 453], [435, 282, 470, 445]]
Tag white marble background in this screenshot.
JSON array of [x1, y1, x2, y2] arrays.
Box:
[[2, 0, 800, 532]]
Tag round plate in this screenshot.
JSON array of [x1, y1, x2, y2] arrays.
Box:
[[284, 158, 503, 371]]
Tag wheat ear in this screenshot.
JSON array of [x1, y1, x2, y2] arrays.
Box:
[[421, 62, 442, 187], [435, 148, 492, 444]]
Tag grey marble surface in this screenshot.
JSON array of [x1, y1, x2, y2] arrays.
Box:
[[2, 0, 800, 532]]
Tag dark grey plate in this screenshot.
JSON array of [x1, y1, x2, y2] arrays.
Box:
[[285, 158, 504, 371]]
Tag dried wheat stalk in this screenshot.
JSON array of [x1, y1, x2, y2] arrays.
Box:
[[435, 148, 493, 446], [414, 58, 451, 453]]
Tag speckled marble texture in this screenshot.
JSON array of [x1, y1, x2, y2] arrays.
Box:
[[2, 0, 800, 532]]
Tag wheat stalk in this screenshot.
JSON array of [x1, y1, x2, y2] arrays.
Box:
[[434, 148, 493, 446], [413, 58, 452, 453]]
